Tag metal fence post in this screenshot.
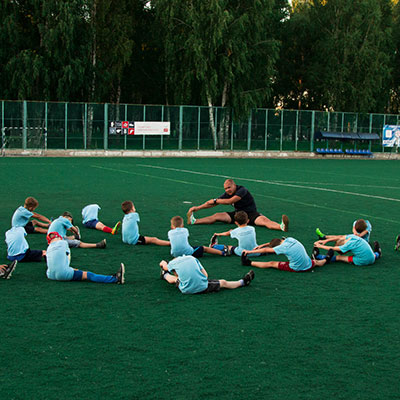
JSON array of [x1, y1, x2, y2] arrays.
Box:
[[23, 100, 27, 150], [84, 103, 87, 150], [264, 109, 268, 150], [231, 109, 234, 151], [369, 113, 373, 151], [161, 105, 164, 150], [310, 111, 315, 152], [382, 114, 386, 153], [179, 106, 183, 150], [104, 103, 108, 150], [143, 104, 146, 150], [247, 111, 252, 151], [280, 110, 284, 151], [214, 107, 218, 150], [295, 110, 299, 151], [45, 102, 48, 151], [197, 106, 201, 150], [64, 102, 68, 150], [124, 104, 127, 150]]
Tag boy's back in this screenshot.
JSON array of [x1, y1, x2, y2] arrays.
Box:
[[11, 206, 33, 227], [274, 237, 312, 271], [230, 225, 257, 253], [5, 227, 29, 259], [339, 234, 375, 266], [168, 227, 193, 257], [122, 212, 140, 244]]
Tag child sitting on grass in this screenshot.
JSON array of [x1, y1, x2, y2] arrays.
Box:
[[82, 204, 121, 235]]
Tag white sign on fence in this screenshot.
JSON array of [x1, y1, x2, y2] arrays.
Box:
[[383, 125, 400, 147]]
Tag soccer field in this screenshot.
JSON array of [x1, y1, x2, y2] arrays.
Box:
[[1, 157, 399, 400]]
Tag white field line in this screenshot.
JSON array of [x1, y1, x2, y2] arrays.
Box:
[[91, 164, 397, 223], [136, 164, 400, 204]]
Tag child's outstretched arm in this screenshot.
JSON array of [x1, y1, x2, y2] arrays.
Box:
[[214, 229, 232, 237], [245, 247, 275, 255], [32, 212, 51, 224]]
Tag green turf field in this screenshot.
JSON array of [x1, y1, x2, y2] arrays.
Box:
[[1, 157, 399, 400]]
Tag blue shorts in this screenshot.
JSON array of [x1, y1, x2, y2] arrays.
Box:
[[8, 249, 43, 262], [84, 219, 99, 229]]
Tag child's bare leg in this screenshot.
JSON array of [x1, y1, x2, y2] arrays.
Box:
[[145, 236, 170, 246], [313, 259, 328, 267], [95, 221, 107, 231], [78, 242, 97, 248], [204, 246, 225, 255], [335, 255, 352, 263], [32, 220, 50, 228], [247, 260, 280, 269], [219, 279, 242, 289]]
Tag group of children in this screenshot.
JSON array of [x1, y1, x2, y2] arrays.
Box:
[[2, 196, 384, 296]]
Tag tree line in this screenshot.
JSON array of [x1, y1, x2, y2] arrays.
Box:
[[1, 0, 400, 117]]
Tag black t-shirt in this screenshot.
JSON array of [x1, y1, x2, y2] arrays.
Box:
[[219, 185, 257, 213]]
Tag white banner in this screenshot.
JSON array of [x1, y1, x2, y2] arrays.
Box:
[[382, 125, 400, 147], [134, 122, 170, 136]]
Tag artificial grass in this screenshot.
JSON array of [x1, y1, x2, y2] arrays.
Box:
[[1, 157, 399, 400]]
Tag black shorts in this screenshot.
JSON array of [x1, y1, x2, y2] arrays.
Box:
[[136, 235, 146, 245], [198, 280, 221, 294], [192, 246, 204, 258], [20, 249, 43, 262], [227, 211, 261, 226], [24, 222, 35, 234]]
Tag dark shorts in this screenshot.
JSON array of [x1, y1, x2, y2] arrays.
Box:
[[24, 222, 35, 234], [198, 279, 221, 294], [227, 211, 261, 226], [20, 249, 43, 263], [136, 235, 146, 245], [192, 246, 204, 258], [83, 219, 99, 229], [278, 260, 316, 272]]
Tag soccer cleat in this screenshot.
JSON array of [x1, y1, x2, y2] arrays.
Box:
[[1, 260, 18, 279], [241, 253, 252, 266], [115, 263, 125, 284], [112, 221, 121, 235], [280, 215, 289, 232], [222, 244, 231, 256], [187, 211, 196, 225], [324, 249, 334, 264], [209, 234, 218, 247], [311, 246, 320, 260], [242, 270, 255, 286], [96, 239, 107, 249], [316, 228, 326, 240], [74, 226, 81, 240], [374, 241, 382, 258], [394, 235, 400, 251]]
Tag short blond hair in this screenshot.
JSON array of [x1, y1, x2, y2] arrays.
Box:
[[171, 216, 184, 228]]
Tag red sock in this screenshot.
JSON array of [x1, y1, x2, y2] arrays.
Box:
[[102, 226, 112, 233]]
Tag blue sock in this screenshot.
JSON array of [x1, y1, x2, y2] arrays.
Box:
[[316, 254, 324, 260], [213, 244, 225, 251], [374, 252, 380, 259], [86, 271, 117, 283]]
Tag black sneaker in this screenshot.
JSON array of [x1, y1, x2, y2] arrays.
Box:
[[312, 246, 320, 260], [241, 253, 252, 266], [96, 239, 107, 249], [394, 235, 400, 251], [222, 244, 231, 256], [115, 263, 125, 284], [74, 226, 81, 240], [324, 249, 334, 264], [242, 270, 255, 286], [374, 241, 382, 258], [1, 260, 17, 279], [209, 234, 218, 247]]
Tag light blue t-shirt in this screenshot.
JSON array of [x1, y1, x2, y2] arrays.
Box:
[[48, 216, 73, 238], [274, 237, 312, 271], [167, 255, 208, 294], [82, 204, 101, 224], [353, 220, 372, 242], [122, 212, 140, 245], [230, 225, 258, 256], [11, 206, 33, 227], [5, 227, 29, 260], [46, 239, 74, 281], [168, 227, 194, 257], [339, 234, 376, 266]]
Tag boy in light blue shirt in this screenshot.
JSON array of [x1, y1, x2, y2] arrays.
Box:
[[168, 216, 227, 258], [5, 226, 46, 262], [11, 196, 51, 234], [313, 234, 381, 267], [242, 237, 332, 272], [211, 211, 260, 257], [46, 232, 124, 284], [316, 219, 372, 242], [82, 204, 121, 235], [159, 255, 254, 294], [49, 212, 106, 249], [121, 200, 170, 246]]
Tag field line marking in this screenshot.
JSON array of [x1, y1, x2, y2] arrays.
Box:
[[90, 165, 396, 223], [136, 164, 400, 203]]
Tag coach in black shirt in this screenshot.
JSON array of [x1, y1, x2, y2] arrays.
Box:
[[187, 179, 289, 231]]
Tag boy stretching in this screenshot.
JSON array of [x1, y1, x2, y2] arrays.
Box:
[[11, 196, 51, 234], [160, 255, 254, 294], [316, 219, 372, 243], [82, 204, 121, 235], [210, 211, 260, 257], [46, 232, 124, 284], [241, 237, 333, 272], [5, 226, 46, 262], [0, 261, 18, 279], [48, 212, 106, 249], [313, 235, 381, 266], [121, 200, 170, 246], [168, 216, 228, 258]]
